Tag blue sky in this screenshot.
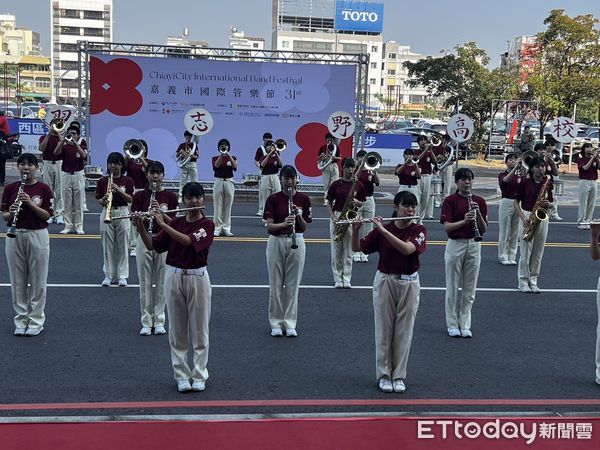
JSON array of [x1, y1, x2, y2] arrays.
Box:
[[3, 0, 599, 66]]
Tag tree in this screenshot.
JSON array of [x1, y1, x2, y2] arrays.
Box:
[[523, 9, 600, 135], [404, 42, 519, 139]]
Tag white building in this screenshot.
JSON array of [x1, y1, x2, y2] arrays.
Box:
[[0, 14, 41, 56], [271, 0, 384, 109], [50, 0, 113, 102], [165, 27, 208, 57], [229, 26, 265, 52]]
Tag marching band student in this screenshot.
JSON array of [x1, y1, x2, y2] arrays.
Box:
[[125, 139, 149, 257], [394, 148, 421, 200], [131, 161, 178, 336], [254, 132, 272, 216], [433, 134, 454, 206], [54, 124, 87, 234], [318, 132, 341, 205], [176, 131, 199, 201], [212, 139, 237, 237], [353, 149, 380, 262], [1, 153, 53, 336], [39, 126, 64, 224], [577, 143, 599, 230], [498, 153, 521, 265], [96, 152, 134, 287], [441, 168, 488, 338], [134, 182, 215, 393], [515, 156, 553, 293], [537, 142, 562, 221], [263, 165, 312, 337], [352, 191, 426, 393], [589, 222, 600, 386], [414, 135, 438, 220], [327, 157, 366, 288], [258, 139, 283, 218], [0, 110, 10, 186]]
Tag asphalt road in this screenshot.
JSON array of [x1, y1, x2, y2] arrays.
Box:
[[0, 193, 599, 418]]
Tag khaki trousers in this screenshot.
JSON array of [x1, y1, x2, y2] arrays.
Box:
[[578, 179, 597, 223], [164, 266, 211, 383], [100, 206, 130, 280], [353, 195, 375, 258], [61, 171, 85, 231], [257, 174, 264, 214], [213, 178, 235, 234], [596, 277, 600, 383], [136, 236, 167, 328], [517, 210, 548, 288], [418, 174, 433, 219], [372, 271, 420, 381], [42, 161, 63, 217], [498, 198, 519, 262], [266, 234, 306, 329], [330, 211, 353, 284], [322, 163, 339, 202], [5, 229, 50, 329], [441, 165, 453, 200], [179, 163, 197, 198], [444, 238, 481, 331], [259, 174, 281, 214]]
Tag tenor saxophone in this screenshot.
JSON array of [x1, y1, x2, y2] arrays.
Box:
[[523, 175, 550, 241]]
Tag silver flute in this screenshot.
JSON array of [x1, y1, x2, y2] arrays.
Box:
[[6, 174, 28, 238], [147, 181, 158, 234], [466, 188, 483, 242]]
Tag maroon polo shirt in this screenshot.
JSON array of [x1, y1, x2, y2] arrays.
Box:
[[131, 188, 179, 234], [578, 157, 599, 180], [39, 134, 62, 162], [516, 177, 554, 212], [95, 175, 135, 208], [440, 192, 488, 240], [176, 142, 198, 161], [360, 222, 427, 275], [263, 191, 312, 236], [358, 169, 378, 197], [1, 180, 53, 230], [254, 146, 267, 163], [260, 153, 281, 175], [212, 155, 237, 179], [152, 215, 214, 269], [395, 164, 419, 186], [60, 139, 87, 173], [317, 144, 339, 158], [125, 159, 149, 189], [414, 148, 437, 175], [498, 170, 522, 199], [326, 179, 367, 212]]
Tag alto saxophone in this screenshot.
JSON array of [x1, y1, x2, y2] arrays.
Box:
[[523, 175, 550, 241], [333, 177, 359, 242]]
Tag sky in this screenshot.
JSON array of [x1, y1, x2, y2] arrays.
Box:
[[2, 0, 599, 66]]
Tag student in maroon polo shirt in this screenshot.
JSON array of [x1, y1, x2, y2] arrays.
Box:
[[1, 153, 53, 336], [0, 110, 10, 186], [54, 124, 87, 234], [577, 143, 599, 229], [414, 135, 438, 220], [433, 134, 454, 206], [515, 156, 554, 293], [134, 182, 215, 393], [318, 132, 341, 205], [497, 153, 522, 265], [258, 139, 283, 219], [263, 165, 312, 337], [176, 131, 199, 200], [96, 152, 134, 287], [589, 222, 600, 386], [353, 149, 380, 263], [441, 168, 488, 338], [536, 142, 562, 221], [394, 149, 421, 201], [352, 191, 427, 393], [131, 161, 178, 336], [125, 139, 150, 257], [254, 132, 272, 216], [212, 139, 237, 237], [39, 126, 64, 224]]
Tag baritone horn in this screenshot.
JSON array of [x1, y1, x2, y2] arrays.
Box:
[[521, 150, 538, 173], [124, 139, 145, 160]]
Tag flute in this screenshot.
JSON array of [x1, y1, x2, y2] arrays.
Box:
[[336, 215, 420, 225], [113, 206, 205, 221], [287, 187, 298, 250]]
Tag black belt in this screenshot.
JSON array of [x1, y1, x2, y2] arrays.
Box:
[[44, 160, 59, 164], [215, 177, 232, 181]]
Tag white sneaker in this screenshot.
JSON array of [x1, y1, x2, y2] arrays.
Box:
[[285, 328, 298, 337], [59, 228, 74, 234], [192, 380, 206, 392], [25, 327, 43, 336], [129, 249, 136, 257], [256, 211, 263, 217], [14, 327, 26, 336], [139, 327, 152, 336], [530, 285, 541, 294], [361, 254, 368, 262], [552, 216, 563, 221], [378, 376, 393, 393], [393, 379, 406, 393], [334, 281, 343, 288], [508, 260, 517, 265], [221, 230, 234, 237], [76, 229, 85, 235], [101, 277, 111, 286], [117, 278, 127, 287], [47, 217, 54, 224], [214, 230, 221, 237], [56, 216, 65, 225], [352, 255, 361, 262], [460, 329, 473, 338], [518, 285, 532, 293], [154, 326, 166, 335], [499, 259, 510, 265], [343, 281, 352, 289], [177, 379, 192, 392], [271, 328, 283, 337], [447, 327, 460, 337]]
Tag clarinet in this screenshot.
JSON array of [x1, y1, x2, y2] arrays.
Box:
[[466, 188, 483, 242], [287, 187, 298, 250], [6, 174, 28, 238], [147, 181, 157, 234]]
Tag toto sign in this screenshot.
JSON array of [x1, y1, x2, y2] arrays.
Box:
[[335, 1, 384, 33]]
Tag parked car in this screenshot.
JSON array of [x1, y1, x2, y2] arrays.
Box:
[[379, 120, 412, 134], [4, 106, 35, 118]]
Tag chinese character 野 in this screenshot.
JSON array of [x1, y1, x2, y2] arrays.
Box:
[[331, 115, 352, 137], [553, 118, 576, 139], [190, 112, 209, 133]]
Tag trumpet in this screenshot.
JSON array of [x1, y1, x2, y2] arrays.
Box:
[[124, 139, 145, 160], [50, 118, 66, 134], [430, 135, 442, 147], [218, 138, 230, 154], [275, 138, 286, 152], [336, 215, 420, 225], [113, 206, 206, 221], [6, 173, 28, 238], [64, 132, 74, 143]]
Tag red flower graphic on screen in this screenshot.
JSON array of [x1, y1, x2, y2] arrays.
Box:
[[294, 122, 353, 178], [90, 57, 143, 116]]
